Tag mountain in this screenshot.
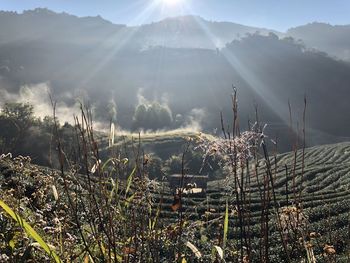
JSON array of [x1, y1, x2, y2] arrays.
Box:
[[1, 9, 350, 152], [134, 15, 279, 49], [0, 9, 278, 49], [1, 9, 350, 57], [0, 8, 126, 45], [287, 22, 350, 61]]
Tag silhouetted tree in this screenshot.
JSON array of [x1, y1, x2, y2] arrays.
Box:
[[132, 102, 172, 130], [1, 102, 34, 130], [0, 103, 35, 152]]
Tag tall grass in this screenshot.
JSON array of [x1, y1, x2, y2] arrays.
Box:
[[1, 91, 349, 262], [0, 200, 61, 263]]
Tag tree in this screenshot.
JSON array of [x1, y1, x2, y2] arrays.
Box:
[[158, 105, 172, 128], [132, 101, 173, 130], [107, 99, 117, 123], [0, 102, 35, 152], [41, 116, 56, 132], [93, 99, 118, 124], [164, 155, 182, 175], [146, 155, 163, 180], [133, 104, 147, 128], [2, 102, 34, 130]]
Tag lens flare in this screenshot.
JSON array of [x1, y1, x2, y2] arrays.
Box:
[[161, 0, 184, 6], [156, 0, 185, 7]]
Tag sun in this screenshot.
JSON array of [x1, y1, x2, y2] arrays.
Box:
[[153, 0, 189, 17], [160, 0, 184, 6]]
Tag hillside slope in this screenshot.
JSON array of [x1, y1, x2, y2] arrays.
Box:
[[1, 142, 350, 260], [287, 22, 350, 61], [1, 10, 350, 150]]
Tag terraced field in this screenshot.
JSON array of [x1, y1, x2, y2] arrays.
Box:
[[150, 142, 350, 260], [157, 142, 349, 206], [2, 139, 350, 261], [97, 130, 214, 160], [97, 132, 350, 235]]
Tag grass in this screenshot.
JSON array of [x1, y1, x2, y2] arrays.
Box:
[[1, 101, 350, 262], [2, 141, 350, 261], [0, 199, 61, 262]]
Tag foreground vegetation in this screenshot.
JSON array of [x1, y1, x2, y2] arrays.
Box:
[[1, 99, 350, 262]]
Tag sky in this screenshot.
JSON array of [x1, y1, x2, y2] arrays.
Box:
[[1, 0, 350, 31]]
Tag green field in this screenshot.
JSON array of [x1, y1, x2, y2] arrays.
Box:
[[1, 138, 350, 262]]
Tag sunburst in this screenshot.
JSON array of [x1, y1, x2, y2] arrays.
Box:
[[160, 0, 185, 6]]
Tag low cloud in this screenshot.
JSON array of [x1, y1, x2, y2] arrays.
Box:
[[0, 83, 80, 124], [182, 108, 207, 131]]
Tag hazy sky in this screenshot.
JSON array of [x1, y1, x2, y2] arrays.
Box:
[[1, 0, 350, 31]]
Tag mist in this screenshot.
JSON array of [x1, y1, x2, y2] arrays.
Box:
[[0, 83, 80, 124], [0, 9, 350, 151]]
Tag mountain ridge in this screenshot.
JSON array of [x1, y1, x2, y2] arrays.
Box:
[[1, 8, 349, 55], [287, 22, 350, 60], [1, 8, 350, 151]]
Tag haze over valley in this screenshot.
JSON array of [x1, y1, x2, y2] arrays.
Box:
[[1, 8, 350, 151], [2, 2, 350, 261]]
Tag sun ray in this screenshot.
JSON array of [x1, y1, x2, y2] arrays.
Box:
[[184, 12, 292, 128], [55, 0, 162, 91]]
